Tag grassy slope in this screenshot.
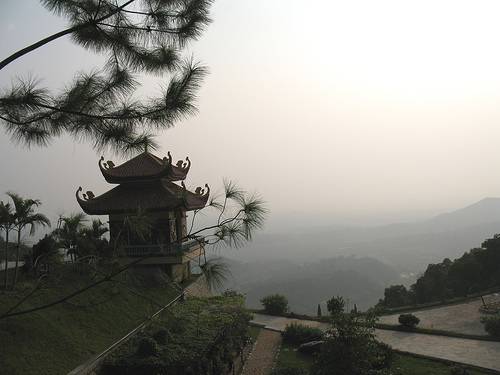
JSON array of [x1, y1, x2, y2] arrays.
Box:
[[0, 266, 180, 375], [276, 343, 491, 375]]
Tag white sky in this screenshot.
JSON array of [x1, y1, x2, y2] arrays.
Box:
[[2, 0, 500, 232]]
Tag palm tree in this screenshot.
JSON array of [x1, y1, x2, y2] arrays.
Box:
[[0, 201, 15, 289], [7, 193, 51, 287], [54, 213, 87, 263]]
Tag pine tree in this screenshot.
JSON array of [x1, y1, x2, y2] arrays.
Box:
[[317, 303, 322, 317], [0, 0, 212, 154]]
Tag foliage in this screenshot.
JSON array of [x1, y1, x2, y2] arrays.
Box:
[[261, 294, 289, 315], [481, 314, 500, 337], [4, 192, 51, 287], [311, 312, 394, 375], [31, 234, 61, 272], [382, 285, 413, 308], [53, 213, 109, 262], [272, 367, 310, 375], [379, 234, 500, 308], [275, 340, 489, 375], [0, 0, 213, 154], [450, 366, 471, 375], [326, 296, 345, 315], [0, 264, 180, 375], [0, 200, 16, 289], [103, 296, 252, 375], [398, 314, 420, 328], [282, 323, 324, 345], [200, 257, 230, 291], [317, 304, 322, 317], [192, 179, 267, 249]]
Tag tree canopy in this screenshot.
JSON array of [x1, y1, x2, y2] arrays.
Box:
[[0, 0, 213, 154]]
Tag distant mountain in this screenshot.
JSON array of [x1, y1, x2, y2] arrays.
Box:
[[219, 198, 500, 313], [222, 197, 500, 271]]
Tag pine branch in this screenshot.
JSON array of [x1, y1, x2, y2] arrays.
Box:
[[0, 0, 137, 71]]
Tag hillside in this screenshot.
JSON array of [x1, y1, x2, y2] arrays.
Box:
[[223, 256, 402, 313], [0, 266, 181, 375]]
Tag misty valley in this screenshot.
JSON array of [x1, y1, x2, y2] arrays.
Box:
[[222, 197, 500, 313]]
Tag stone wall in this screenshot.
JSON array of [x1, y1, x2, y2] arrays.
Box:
[[185, 273, 212, 298]]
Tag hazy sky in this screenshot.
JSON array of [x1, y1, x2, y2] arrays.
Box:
[[2, 0, 500, 234]]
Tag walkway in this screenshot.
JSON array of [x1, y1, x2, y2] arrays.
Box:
[[251, 313, 500, 372], [241, 329, 282, 375], [378, 293, 500, 335]]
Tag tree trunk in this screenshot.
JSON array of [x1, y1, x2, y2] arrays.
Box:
[[3, 230, 9, 290], [12, 229, 21, 288]]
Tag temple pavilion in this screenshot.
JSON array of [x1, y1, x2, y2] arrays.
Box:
[[76, 151, 209, 282]]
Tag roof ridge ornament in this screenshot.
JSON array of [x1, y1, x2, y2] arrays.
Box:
[[99, 156, 115, 170], [195, 184, 210, 197], [76, 186, 95, 202]]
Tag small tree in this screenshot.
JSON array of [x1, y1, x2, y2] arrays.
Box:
[[32, 234, 60, 273], [261, 294, 288, 315], [312, 312, 393, 375], [282, 323, 323, 345], [317, 303, 322, 317], [398, 313, 420, 329], [7, 193, 51, 287], [0, 201, 15, 289], [326, 296, 345, 316]]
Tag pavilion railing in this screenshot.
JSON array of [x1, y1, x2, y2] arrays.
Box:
[[123, 238, 204, 257]]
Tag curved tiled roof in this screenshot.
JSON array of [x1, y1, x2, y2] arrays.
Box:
[[76, 180, 209, 215], [99, 151, 190, 183]]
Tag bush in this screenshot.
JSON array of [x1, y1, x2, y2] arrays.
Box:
[[326, 296, 345, 315], [311, 313, 394, 375], [136, 337, 160, 357], [271, 367, 309, 375], [153, 329, 169, 345], [398, 313, 420, 328], [261, 294, 289, 315], [450, 366, 471, 375], [282, 323, 323, 345], [103, 296, 252, 375], [481, 314, 500, 337]]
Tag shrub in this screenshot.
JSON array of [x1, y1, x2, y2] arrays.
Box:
[[271, 367, 309, 375], [450, 366, 471, 375], [311, 313, 394, 375], [326, 296, 345, 315], [282, 323, 323, 345], [481, 314, 500, 337], [103, 297, 252, 375], [398, 313, 420, 328], [153, 329, 169, 345], [261, 294, 289, 315], [136, 337, 160, 357]]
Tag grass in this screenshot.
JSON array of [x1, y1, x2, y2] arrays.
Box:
[[0, 264, 182, 375], [249, 325, 262, 342], [393, 353, 491, 375], [275, 343, 493, 375]]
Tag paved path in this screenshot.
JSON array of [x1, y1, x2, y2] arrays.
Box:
[[241, 329, 282, 375], [379, 293, 500, 335], [252, 313, 500, 372]]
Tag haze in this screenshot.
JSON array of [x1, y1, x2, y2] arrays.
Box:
[[2, 0, 500, 234]]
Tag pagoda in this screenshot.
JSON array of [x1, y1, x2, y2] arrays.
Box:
[[76, 151, 209, 282]]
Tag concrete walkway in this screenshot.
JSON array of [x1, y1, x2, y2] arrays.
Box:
[[378, 293, 500, 335], [241, 329, 282, 375], [252, 313, 500, 372]]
